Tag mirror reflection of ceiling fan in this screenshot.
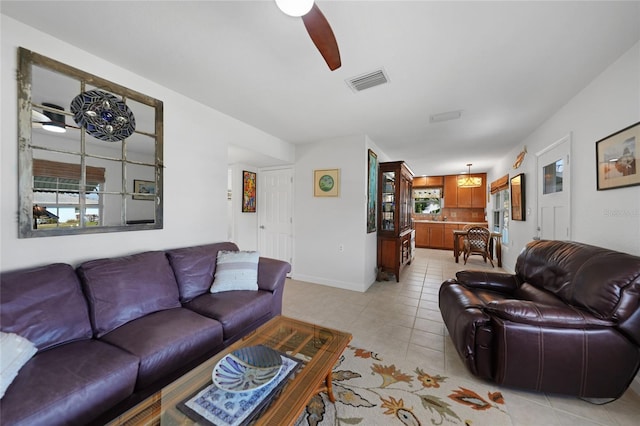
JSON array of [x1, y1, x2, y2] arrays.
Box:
[[31, 103, 75, 133], [275, 0, 341, 71]]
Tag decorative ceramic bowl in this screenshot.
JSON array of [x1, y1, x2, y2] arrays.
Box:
[[212, 345, 283, 392]]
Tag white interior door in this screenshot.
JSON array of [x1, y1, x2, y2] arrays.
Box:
[[258, 168, 293, 266], [536, 134, 571, 240]]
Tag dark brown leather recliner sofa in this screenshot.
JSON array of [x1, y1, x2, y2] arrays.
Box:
[[439, 239, 640, 399]]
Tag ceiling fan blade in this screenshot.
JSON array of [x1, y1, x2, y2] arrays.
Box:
[[32, 110, 51, 123], [301, 4, 341, 71]]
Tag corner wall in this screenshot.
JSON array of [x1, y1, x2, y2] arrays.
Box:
[[293, 135, 383, 292]]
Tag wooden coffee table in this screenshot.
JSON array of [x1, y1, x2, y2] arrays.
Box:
[[107, 316, 352, 425]]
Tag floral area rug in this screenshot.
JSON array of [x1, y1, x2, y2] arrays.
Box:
[[295, 345, 512, 426]]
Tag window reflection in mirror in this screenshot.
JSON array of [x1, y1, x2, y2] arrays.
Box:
[[18, 47, 163, 237]]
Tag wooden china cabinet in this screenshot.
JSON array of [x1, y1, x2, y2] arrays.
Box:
[[377, 161, 414, 282]]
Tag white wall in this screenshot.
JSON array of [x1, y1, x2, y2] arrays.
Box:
[[0, 16, 293, 270], [293, 135, 376, 292], [228, 163, 258, 250], [488, 41, 640, 271]]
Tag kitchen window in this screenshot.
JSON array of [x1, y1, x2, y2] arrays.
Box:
[[413, 188, 442, 214], [493, 189, 509, 245]]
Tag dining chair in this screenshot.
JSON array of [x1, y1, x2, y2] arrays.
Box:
[[463, 226, 494, 267]]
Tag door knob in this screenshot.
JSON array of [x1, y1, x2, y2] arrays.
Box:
[[259, 225, 265, 229]]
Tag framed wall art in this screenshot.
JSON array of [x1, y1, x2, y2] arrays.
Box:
[[596, 121, 639, 190], [367, 150, 378, 232], [133, 180, 155, 200], [314, 169, 340, 197], [510, 173, 525, 221], [242, 170, 257, 212]]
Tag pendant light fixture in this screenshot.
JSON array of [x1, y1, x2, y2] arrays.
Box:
[[458, 163, 482, 188]]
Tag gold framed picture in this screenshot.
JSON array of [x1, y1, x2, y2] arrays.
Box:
[[314, 169, 340, 197], [596, 121, 639, 190]]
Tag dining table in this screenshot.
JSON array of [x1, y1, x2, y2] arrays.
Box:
[[453, 229, 502, 267]]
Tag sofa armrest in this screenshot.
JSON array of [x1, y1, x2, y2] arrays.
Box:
[[455, 270, 520, 294], [257, 257, 291, 292], [485, 300, 613, 328]]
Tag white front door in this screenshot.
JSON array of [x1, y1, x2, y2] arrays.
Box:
[[258, 168, 293, 267], [536, 134, 571, 240]]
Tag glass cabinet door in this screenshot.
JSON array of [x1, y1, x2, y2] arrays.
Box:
[[399, 173, 411, 231], [381, 171, 395, 231]]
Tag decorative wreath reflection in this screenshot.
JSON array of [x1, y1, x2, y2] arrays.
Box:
[[70, 90, 136, 141]]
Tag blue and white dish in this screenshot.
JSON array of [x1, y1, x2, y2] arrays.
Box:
[[212, 345, 282, 392]]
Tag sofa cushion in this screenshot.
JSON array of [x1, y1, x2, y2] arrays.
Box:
[[0, 340, 138, 425], [0, 332, 37, 399], [184, 290, 273, 341], [78, 251, 181, 338], [100, 308, 223, 389], [211, 250, 259, 293], [1, 263, 93, 350], [166, 242, 239, 302]]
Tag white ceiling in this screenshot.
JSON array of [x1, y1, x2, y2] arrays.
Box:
[[3, 1, 639, 176]]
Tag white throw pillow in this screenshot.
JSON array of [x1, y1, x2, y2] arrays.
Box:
[[0, 332, 37, 399], [210, 250, 259, 293]]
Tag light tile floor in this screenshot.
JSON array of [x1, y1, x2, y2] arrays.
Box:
[[282, 248, 640, 426]]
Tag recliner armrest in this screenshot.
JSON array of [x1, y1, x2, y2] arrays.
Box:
[[485, 300, 613, 328], [455, 270, 520, 294], [257, 257, 291, 292]]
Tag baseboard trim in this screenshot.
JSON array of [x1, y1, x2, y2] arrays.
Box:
[[631, 375, 640, 396], [290, 273, 369, 293]]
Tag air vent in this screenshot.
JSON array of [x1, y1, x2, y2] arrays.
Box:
[[430, 110, 463, 123], [346, 69, 389, 92]]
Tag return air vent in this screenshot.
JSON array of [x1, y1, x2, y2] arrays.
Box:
[[430, 110, 463, 123], [346, 69, 389, 92]]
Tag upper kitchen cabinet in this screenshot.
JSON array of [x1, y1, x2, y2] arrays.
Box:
[[413, 175, 444, 188], [443, 174, 486, 208]]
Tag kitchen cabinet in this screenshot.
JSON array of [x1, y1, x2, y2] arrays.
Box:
[[415, 222, 444, 249], [443, 175, 458, 208], [414, 223, 430, 247], [443, 174, 486, 208], [429, 224, 444, 248], [413, 175, 444, 188], [443, 224, 460, 249], [377, 161, 414, 282], [415, 222, 487, 250], [472, 183, 486, 207]]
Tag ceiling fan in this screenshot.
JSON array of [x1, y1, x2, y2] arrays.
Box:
[[275, 0, 341, 71], [31, 103, 74, 133]]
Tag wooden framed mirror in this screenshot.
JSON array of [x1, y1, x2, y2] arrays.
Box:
[[510, 173, 525, 221], [17, 47, 163, 238]]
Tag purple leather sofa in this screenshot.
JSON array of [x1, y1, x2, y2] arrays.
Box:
[[0, 242, 290, 426], [439, 240, 640, 399]]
